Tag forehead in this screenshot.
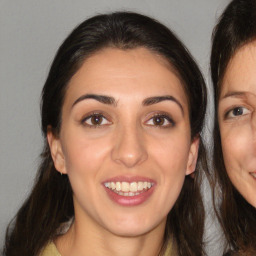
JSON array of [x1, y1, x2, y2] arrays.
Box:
[[221, 41, 256, 96], [64, 47, 188, 107]]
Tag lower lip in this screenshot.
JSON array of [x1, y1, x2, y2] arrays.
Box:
[[104, 186, 155, 206]]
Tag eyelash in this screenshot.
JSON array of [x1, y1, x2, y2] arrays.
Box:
[[81, 112, 175, 128], [224, 106, 250, 119], [81, 112, 111, 128], [145, 113, 175, 128]]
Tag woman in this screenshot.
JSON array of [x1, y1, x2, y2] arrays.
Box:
[[211, 0, 256, 255], [3, 12, 208, 256]]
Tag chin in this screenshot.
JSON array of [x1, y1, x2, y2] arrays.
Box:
[[103, 215, 164, 238]]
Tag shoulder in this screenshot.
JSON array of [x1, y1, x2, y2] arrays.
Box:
[[40, 242, 61, 256], [163, 238, 178, 256]]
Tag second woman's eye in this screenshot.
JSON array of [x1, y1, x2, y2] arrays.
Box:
[[225, 106, 250, 119], [146, 114, 175, 127], [82, 113, 111, 127]]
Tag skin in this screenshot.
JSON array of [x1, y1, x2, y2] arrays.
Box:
[[48, 47, 199, 256], [218, 41, 256, 208]]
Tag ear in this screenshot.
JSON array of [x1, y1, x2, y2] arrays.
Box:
[[185, 136, 200, 176], [47, 127, 67, 175]]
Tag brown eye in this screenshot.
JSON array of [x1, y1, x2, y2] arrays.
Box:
[[82, 113, 111, 127], [91, 115, 103, 125], [146, 114, 175, 127], [153, 116, 165, 126]]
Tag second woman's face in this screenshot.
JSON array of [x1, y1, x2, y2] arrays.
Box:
[[48, 47, 198, 237], [218, 41, 256, 208]]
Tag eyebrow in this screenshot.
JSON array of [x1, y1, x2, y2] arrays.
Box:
[[221, 91, 247, 99], [72, 94, 184, 114], [72, 94, 117, 108], [143, 95, 184, 115]]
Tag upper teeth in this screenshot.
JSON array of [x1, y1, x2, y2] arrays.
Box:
[[104, 181, 153, 193]]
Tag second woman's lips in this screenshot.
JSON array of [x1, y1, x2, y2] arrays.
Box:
[[250, 172, 256, 179]]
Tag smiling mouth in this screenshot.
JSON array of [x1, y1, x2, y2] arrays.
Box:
[[250, 172, 256, 179], [104, 181, 154, 196]]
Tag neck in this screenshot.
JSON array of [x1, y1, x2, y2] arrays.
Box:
[[56, 216, 166, 256]]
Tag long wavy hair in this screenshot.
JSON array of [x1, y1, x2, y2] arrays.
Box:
[[3, 12, 208, 256], [211, 0, 256, 255]]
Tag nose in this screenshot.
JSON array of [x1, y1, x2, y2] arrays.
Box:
[[111, 124, 148, 168]]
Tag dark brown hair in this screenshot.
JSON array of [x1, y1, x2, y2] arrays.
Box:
[[3, 12, 208, 256], [211, 0, 256, 254]]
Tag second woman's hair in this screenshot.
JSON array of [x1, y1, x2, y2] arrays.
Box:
[[211, 0, 256, 254]]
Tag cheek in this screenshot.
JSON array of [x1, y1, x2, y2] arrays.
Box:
[[61, 131, 112, 175], [151, 133, 191, 176], [220, 124, 251, 173], [149, 135, 190, 210]]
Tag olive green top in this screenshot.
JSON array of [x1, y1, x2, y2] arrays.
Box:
[[40, 242, 61, 256], [40, 241, 173, 256]]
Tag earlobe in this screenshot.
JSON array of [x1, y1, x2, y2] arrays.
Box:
[[47, 127, 67, 174], [185, 136, 200, 176]]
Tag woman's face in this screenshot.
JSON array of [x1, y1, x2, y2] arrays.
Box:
[[218, 41, 256, 208], [48, 47, 199, 237]]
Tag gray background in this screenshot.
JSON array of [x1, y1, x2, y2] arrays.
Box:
[[1, 0, 229, 254]]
